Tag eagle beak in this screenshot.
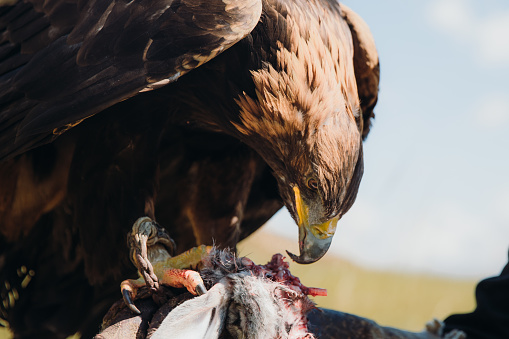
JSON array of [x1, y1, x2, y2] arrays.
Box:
[[287, 187, 339, 264]]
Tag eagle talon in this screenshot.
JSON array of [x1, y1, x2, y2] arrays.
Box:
[[122, 288, 141, 315], [123, 218, 213, 313], [161, 268, 207, 296], [120, 279, 144, 314], [196, 283, 207, 296]]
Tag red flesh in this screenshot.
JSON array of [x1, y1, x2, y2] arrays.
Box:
[[241, 253, 327, 297]]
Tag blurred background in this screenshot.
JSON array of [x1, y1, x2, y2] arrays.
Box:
[[240, 0, 509, 332], [2, 0, 508, 337]]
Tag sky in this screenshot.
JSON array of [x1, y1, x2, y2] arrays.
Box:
[[262, 0, 509, 279]]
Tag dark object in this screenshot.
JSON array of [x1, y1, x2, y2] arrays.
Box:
[[443, 251, 509, 339], [307, 309, 466, 339], [0, 0, 379, 337]]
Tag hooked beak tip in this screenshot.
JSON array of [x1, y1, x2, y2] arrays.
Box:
[[288, 219, 337, 264], [286, 249, 326, 264], [286, 247, 328, 265]]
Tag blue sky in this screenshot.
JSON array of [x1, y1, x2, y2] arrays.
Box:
[[263, 0, 509, 279]]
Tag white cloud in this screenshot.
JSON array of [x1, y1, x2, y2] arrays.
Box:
[[428, 0, 473, 40], [428, 0, 509, 67], [477, 12, 509, 64], [472, 92, 509, 128]]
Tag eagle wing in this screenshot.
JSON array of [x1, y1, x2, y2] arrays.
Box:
[[0, 0, 262, 160]]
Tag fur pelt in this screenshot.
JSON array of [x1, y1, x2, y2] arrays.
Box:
[[97, 249, 315, 338]]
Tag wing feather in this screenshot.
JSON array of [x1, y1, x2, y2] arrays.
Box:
[[0, 0, 262, 160]]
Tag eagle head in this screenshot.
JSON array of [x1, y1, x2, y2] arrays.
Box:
[[233, 57, 364, 263]]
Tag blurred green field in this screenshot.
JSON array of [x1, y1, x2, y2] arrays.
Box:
[[0, 230, 478, 338]]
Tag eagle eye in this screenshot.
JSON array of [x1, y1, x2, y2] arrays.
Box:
[[306, 177, 319, 191]]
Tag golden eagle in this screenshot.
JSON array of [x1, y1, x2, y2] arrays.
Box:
[[0, 0, 379, 336]]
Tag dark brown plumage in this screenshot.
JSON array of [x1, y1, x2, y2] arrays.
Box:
[[0, 0, 379, 337]]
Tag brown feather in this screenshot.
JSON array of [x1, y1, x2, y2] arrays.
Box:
[[0, 141, 73, 242], [0, 0, 379, 336], [232, 0, 363, 217]]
